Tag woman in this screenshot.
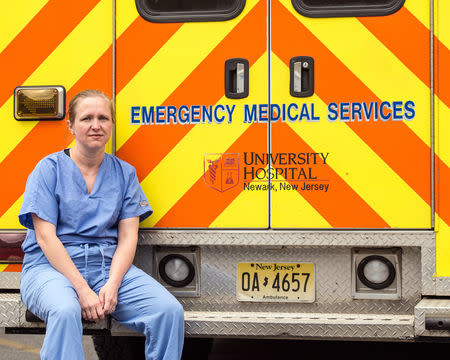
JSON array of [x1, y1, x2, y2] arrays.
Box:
[[19, 90, 184, 360]]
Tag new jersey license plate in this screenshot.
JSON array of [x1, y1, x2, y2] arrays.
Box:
[[237, 262, 315, 302]]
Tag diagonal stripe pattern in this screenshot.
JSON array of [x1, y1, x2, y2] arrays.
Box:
[[272, 1, 432, 226], [2, 0, 450, 238], [0, 0, 102, 108], [0, 0, 112, 218]]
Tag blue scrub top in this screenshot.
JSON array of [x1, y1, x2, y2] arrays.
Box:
[[19, 150, 153, 253]]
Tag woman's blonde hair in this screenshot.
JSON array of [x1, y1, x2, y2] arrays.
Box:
[[67, 89, 115, 125]]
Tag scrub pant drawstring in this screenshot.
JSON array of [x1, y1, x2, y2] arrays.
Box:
[[82, 243, 106, 282], [98, 245, 106, 282], [83, 244, 88, 279]]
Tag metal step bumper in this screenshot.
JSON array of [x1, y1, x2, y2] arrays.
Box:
[[0, 292, 415, 339], [181, 311, 414, 339]]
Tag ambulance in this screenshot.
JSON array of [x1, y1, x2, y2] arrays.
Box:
[[1, 0, 450, 356]]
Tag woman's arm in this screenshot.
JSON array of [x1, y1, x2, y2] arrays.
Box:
[[32, 213, 105, 322], [99, 216, 139, 314]]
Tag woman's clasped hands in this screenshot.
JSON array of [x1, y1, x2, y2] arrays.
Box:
[[77, 280, 118, 322]]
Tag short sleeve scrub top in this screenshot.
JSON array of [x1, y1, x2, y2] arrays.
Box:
[[18, 150, 153, 271]]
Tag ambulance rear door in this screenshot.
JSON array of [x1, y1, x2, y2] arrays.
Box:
[[115, 0, 269, 229], [270, 0, 432, 229]]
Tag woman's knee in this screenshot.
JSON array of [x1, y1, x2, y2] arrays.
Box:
[[159, 296, 184, 318], [169, 299, 184, 320], [141, 296, 184, 325], [48, 300, 81, 322]]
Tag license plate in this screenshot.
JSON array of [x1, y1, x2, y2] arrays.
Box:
[[237, 262, 315, 302]]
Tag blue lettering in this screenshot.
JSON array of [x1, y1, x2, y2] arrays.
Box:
[[362, 102, 374, 121], [259, 104, 268, 122], [142, 107, 154, 125], [191, 105, 201, 124], [340, 102, 350, 122], [311, 103, 320, 122], [280, 104, 287, 122], [374, 102, 379, 121], [131, 106, 140, 125], [392, 101, 403, 121], [380, 101, 391, 121], [244, 104, 257, 123], [167, 106, 177, 124], [271, 104, 281, 122], [327, 102, 338, 122], [178, 105, 189, 124], [226, 104, 235, 124], [202, 105, 213, 123], [299, 103, 310, 121], [156, 106, 165, 124], [214, 104, 225, 123], [288, 103, 298, 122], [351, 102, 362, 121], [404, 100, 415, 120]]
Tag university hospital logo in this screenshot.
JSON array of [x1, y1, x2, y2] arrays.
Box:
[[204, 152, 331, 193], [204, 153, 239, 192]]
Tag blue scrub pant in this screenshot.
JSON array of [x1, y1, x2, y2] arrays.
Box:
[[20, 243, 184, 360]]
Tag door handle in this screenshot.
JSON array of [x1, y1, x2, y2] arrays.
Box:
[[290, 56, 314, 97], [225, 58, 249, 99]]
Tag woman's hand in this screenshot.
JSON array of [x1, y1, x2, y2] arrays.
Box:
[[77, 286, 105, 322], [99, 280, 119, 315]]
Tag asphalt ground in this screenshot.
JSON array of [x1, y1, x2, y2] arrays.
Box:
[[0, 332, 97, 359], [0, 332, 449, 360]]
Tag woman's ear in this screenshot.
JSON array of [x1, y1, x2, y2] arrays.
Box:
[[67, 120, 74, 135]]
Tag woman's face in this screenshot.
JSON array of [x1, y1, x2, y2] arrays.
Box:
[[68, 96, 113, 152]]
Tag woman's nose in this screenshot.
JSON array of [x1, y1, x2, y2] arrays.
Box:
[[91, 118, 101, 129]]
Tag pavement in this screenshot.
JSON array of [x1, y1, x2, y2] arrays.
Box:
[[0, 332, 98, 360]]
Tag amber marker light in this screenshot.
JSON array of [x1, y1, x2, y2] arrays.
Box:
[[14, 86, 65, 120]]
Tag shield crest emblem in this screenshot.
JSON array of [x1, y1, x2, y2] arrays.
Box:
[[204, 153, 239, 192]]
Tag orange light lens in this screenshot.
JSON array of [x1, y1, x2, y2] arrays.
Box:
[[16, 89, 59, 118]]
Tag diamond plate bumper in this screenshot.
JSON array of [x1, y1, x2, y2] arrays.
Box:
[[0, 231, 447, 341], [0, 292, 414, 340], [0, 293, 107, 329], [109, 311, 414, 339]]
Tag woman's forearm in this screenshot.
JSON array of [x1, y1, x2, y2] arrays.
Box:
[[107, 217, 140, 287], [38, 236, 89, 291], [108, 240, 136, 287], [32, 214, 89, 293]]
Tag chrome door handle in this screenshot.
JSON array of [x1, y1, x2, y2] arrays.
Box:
[[290, 56, 314, 97], [225, 58, 249, 99]]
